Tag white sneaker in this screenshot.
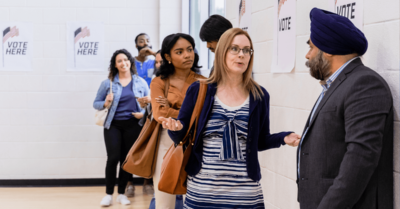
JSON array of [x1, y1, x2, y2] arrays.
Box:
[[100, 195, 112, 207], [125, 185, 135, 197], [116, 194, 131, 205]]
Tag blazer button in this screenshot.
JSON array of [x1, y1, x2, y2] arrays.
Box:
[[302, 153, 309, 156], [248, 149, 251, 154], [301, 178, 308, 181]]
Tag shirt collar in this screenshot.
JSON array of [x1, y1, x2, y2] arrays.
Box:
[[135, 56, 153, 64], [321, 56, 359, 91], [114, 73, 136, 85], [114, 74, 120, 83]]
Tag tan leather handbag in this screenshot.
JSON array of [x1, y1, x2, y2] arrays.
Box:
[[158, 82, 208, 194], [122, 79, 170, 178]]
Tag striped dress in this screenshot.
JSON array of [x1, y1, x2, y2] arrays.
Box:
[[184, 96, 265, 209]]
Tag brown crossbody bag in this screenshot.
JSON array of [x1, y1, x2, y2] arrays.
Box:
[[122, 79, 170, 178], [158, 82, 208, 194]]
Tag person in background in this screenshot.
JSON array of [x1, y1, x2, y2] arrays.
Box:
[[137, 49, 164, 120], [137, 50, 164, 108], [153, 50, 163, 79], [297, 8, 393, 209], [150, 33, 205, 209], [135, 33, 157, 87], [199, 14, 232, 74], [138, 50, 199, 108], [93, 49, 149, 207], [145, 51, 185, 209], [125, 33, 158, 197], [136, 49, 184, 209], [159, 28, 300, 208]]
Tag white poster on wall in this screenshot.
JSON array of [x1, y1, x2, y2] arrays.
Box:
[[332, 0, 364, 30], [271, 0, 296, 73], [238, 0, 251, 34], [67, 22, 105, 71], [0, 22, 33, 71]]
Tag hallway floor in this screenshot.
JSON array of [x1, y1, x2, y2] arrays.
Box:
[[0, 185, 153, 209]]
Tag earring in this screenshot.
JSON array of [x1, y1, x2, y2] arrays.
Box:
[[169, 61, 171, 64]]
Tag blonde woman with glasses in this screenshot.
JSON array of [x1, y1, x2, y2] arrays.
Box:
[[159, 28, 301, 208]]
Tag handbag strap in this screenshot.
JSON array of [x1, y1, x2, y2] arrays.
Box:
[[181, 82, 208, 144], [110, 79, 112, 94], [106, 79, 113, 109]]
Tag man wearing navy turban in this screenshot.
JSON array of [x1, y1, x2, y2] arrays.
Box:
[[296, 8, 394, 209]]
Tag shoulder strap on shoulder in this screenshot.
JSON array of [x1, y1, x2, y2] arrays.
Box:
[[182, 82, 208, 143], [109, 79, 112, 94]]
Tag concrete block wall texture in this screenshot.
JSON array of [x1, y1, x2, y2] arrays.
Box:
[[225, 0, 399, 208], [0, 0, 182, 179]]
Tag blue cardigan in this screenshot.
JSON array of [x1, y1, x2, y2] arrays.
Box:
[[168, 82, 292, 182]]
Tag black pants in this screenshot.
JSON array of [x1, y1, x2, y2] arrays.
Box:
[[104, 117, 142, 194]]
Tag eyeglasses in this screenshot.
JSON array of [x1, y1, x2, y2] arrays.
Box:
[[229, 45, 253, 56]]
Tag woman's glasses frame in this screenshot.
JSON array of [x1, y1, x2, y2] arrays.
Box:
[[228, 45, 254, 56]]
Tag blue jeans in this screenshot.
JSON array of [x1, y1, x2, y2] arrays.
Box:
[[149, 194, 183, 209]]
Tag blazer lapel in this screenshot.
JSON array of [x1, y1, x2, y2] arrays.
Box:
[[196, 83, 217, 140], [306, 58, 363, 133], [307, 75, 347, 129], [249, 91, 257, 118], [301, 101, 315, 134]]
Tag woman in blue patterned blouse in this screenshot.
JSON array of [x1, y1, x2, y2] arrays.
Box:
[[159, 28, 301, 208]]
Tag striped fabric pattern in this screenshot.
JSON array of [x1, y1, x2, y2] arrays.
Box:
[[184, 96, 265, 209]]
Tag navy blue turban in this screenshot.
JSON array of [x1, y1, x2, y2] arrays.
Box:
[[310, 8, 368, 55]]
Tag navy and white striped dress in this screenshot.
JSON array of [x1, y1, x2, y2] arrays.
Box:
[[184, 96, 265, 209]]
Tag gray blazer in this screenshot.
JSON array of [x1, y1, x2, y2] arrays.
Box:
[[297, 58, 394, 209]]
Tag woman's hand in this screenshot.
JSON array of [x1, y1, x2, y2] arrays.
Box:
[[155, 96, 170, 108], [284, 133, 301, 147], [137, 96, 151, 108], [132, 112, 144, 119], [104, 93, 113, 108], [158, 117, 183, 131]]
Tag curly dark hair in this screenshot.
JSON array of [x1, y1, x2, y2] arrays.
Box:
[[156, 33, 201, 79], [108, 49, 137, 81]]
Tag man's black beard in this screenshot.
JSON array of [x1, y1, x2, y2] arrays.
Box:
[[137, 45, 152, 53], [306, 51, 331, 81]]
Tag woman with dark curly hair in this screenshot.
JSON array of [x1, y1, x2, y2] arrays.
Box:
[[93, 49, 149, 207], [150, 33, 204, 208]]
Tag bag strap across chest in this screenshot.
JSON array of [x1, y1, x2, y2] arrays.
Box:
[[181, 82, 208, 145]]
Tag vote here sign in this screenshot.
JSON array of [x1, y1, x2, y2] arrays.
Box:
[[272, 0, 297, 73], [332, 0, 364, 30], [67, 22, 105, 71], [0, 22, 33, 71]]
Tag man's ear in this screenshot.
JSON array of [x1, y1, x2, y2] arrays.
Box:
[[164, 54, 171, 63], [135, 45, 138, 49], [322, 52, 334, 64], [323, 52, 333, 58]]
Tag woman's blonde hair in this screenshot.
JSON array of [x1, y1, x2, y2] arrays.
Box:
[[206, 28, 264, 100]]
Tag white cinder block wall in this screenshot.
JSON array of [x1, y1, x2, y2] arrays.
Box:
[[0, 0, 398, 207], [0, 0, 181, 179], [225, 0, 399, 208]]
